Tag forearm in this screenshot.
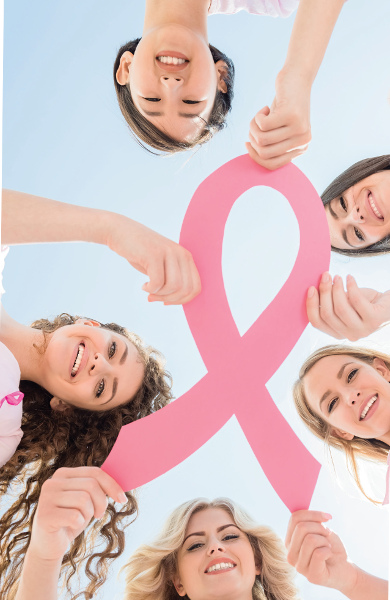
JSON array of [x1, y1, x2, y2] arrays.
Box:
[[281, 0, 345, 85], [2, 189, 113, 246], [15, 550, 62, 600], [339, 565, 388, 600]]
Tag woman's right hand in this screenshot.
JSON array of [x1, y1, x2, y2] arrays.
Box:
[[28, 467, 127, 562], [307, 272, 390, 341]]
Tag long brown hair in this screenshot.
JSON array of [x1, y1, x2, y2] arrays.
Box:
[[113, 39, 234, 154], [321, 155, 390, 256], [293, 345, 390, 502], [0, 314, 173, 599]]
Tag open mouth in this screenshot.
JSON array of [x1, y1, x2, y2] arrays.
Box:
[[360, 395, 378, 420], [71, 343, 85, 377], [157, 56, 188, 66], [156, 51, 189, 72], [368, 192, 384, 220], [205, 562, 236, 574]]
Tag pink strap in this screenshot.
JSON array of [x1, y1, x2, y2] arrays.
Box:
[[0, 391, 24, 409]]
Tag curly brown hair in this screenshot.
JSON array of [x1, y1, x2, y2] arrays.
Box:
[[0, 314, 174, 600]]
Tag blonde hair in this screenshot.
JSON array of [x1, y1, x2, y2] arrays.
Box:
[[123, 498, 299, 600], [293, 345, 390, 502]]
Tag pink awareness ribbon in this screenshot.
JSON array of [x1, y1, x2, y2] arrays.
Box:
[[102, 156, 330, 512], [0, 391, 24, 409]]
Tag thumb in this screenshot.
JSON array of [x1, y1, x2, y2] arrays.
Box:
[[254, 105, 271, 130]]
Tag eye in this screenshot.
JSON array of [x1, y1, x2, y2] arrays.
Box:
[[143, 97, 161, 102], [347, 368, 358, 383], [223, 534, 239, 541], [354, 228, 364, 242], [182, 100, 201, 104], [328, 397, 338, 413], [339, 196, 347, 211], [187, 542, 203, 551], [96, 380, 105, 398], [108, 341, 116, 359]]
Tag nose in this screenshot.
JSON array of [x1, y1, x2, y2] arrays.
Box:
[[346, 391, 360, 406], [207, 540, 226, 556], [160, 75, 183, 89], [89, 353, 109, 375], [350, 204, 364, 223]]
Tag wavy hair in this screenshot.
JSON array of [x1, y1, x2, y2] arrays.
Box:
[[321, 155, 390, 257], [123, 498, 299, 600], [293, 345, 390, 502], [0, 313, 173, 600], [113, 39, 234, 154]]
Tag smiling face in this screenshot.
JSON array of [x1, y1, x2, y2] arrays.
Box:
[[173, 508, 259, 600], [39, 320, 145, 412], [325, 171, 390, 251], [116, 26, 227, 143], [303, 354, 390, 443]]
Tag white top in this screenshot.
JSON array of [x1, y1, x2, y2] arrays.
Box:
[[0, 246, 24, 468], [209, 0, 299, 17]]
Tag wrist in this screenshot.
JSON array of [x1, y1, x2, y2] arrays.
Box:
[[277, 64, 315, 90], [336, 562, 360, 598], [24, 546, 63, 569]]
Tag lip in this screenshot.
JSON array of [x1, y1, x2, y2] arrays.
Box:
[[359, 394, 379, 421], [365, 190, 384, 222], [155, 51, 189, 73], [69, 341, 89, 379], [204, 558, 237, 574]]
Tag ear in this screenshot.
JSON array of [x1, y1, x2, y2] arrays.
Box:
[[50, 397, 71, 413], [372, 358, 390, 380], [330, 427, 354, 441], [116, 51, 134, 85], [255, 562, 261, 576], [74, 318, 101, 328], [215, 59, 228, 94], [172, 574, 187, 597]]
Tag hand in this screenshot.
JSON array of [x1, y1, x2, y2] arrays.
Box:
[[28, 467, 127, 562], [307, 272, 390, 341], [285, 510, 358, 594], [246, 70, 312, 170], [106, 214, 201, 305]]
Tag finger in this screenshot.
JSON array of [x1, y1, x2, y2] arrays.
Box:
[[317, 272, 347, 336], [252, 106, 271, 130], [52, 479, 109, 519], [51, 467, 127, 504], [296, 540, 333, 579], [159, 252, 201, 305], [346, 275, 378, 321], [285, 511, 331, 548], [52, 490, 96, 522], [36, 506, 88, 534], [287, 521, 331, 565], [142, 260, 166, 295], [331, 275, 364, 339], [245, 143, 305, 170], [248, 131, 310, 161], [249, 121, 292, 147], [254, 107, 288, 132]]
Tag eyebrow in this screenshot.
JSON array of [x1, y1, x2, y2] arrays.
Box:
[[101, 378, 118, 406], [318, 362, 353, 412], [328, 201, 338, 219], [142, 109, 200, 119], [341, 229, 358, 249], [183, 524, 239, 544], [120, 344, 128, 365]]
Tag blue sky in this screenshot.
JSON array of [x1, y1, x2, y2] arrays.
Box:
[[2, 1, 390, 598]]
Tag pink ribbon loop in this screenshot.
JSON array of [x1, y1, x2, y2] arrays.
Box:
[[103, 156, 330, 512], [0, 391, 24, 409]]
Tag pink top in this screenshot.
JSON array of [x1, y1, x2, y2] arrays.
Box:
[[0, 246, 24, 468], [209, 0, 299, 17]]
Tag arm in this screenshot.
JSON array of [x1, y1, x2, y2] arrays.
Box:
[[246, 0, 345, 170], [15, 467, 127, 600], [2, 189, 201, 305], [307, 272, 390, 341], [285, 510, 388, 600]]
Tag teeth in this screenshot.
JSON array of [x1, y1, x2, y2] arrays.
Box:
[[71, 344, 84, 376], [369, 195, 383, 219], [360, 395, 377, 420], [157, 56, 187, 65], [206, 562, 234, 573]]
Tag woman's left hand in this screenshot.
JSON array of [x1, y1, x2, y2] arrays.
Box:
[[307, 272, 390, 341]]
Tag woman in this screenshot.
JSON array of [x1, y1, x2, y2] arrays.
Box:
[[114, 0, 344, 167], [13, 492, 300, 600], [293, 344, 390, 503], [321, 155, 390, 257], [123, 498, 299, 600]]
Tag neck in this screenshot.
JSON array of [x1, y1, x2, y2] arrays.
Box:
[[0, 305, 46, 384], [143, 0, 210, 39]]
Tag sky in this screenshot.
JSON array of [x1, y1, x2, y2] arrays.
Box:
[[1, 1, 390, 598]]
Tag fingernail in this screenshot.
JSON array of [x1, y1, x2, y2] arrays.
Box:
[[321, 272, 331, 283], [322, 512, 332, 520], [347, 274, 354, 284], [118, 491, 128, 504], [307, 287, 315, 298], [333, 275, 340, 283]]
